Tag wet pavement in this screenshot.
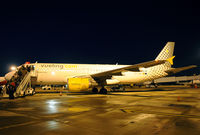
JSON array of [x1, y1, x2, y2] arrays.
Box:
[[1, 87, 200, 135]]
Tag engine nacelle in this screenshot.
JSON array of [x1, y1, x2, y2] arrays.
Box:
[[67, 78, 91, 91]]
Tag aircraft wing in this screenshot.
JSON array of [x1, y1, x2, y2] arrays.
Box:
[[90, 60, 166, 83], [165, 65, 197, 75]]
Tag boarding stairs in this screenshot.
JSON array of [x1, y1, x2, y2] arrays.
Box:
[[15, 71, 35, 97]]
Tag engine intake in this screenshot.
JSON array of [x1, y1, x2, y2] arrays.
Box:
[[67, 78, 91, 91]]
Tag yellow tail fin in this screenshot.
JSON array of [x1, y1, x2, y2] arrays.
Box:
[[167, 56, 175, 65]]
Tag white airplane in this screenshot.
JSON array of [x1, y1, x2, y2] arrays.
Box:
[[0, 42, 197, 94]]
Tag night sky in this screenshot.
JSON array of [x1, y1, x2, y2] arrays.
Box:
[[0, 1, 200, 76]]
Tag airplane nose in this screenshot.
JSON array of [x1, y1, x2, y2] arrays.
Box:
[[5, 71, 16, 81], [0, 77, 7, 86], [0, 77, 5, 82]]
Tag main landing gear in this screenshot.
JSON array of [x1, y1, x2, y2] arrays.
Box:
[[99, 87, 107, 94], [92, 87, 107, 94], [92, 87, 98, 94]]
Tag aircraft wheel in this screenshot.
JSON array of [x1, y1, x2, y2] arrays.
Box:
[[99, 88, 107, 94], [92, 87, 98, 93]]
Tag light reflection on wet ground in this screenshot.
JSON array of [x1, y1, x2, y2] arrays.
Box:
[[0, 87, 200, 134], [46, 120, 60, 130], [46, 100, 60, 114]]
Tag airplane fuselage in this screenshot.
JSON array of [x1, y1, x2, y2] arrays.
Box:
[[33, 63, 169, 85]]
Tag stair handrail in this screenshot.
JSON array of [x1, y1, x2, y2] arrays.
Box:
[[15, 71, 32, 95]]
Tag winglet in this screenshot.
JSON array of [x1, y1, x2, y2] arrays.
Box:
[[167, 56, 175, 65]]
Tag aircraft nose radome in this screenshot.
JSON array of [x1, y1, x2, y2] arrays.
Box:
[[0, 77, 5, 82], [0, 77, 7, 86]]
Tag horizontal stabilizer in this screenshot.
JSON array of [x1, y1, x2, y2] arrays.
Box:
[[165, 65, 197, 75]]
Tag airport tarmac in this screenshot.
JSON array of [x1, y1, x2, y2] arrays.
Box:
[[0, 87, 200, 135]]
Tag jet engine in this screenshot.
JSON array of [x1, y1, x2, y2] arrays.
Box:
[[67, 78, 92, 91]]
